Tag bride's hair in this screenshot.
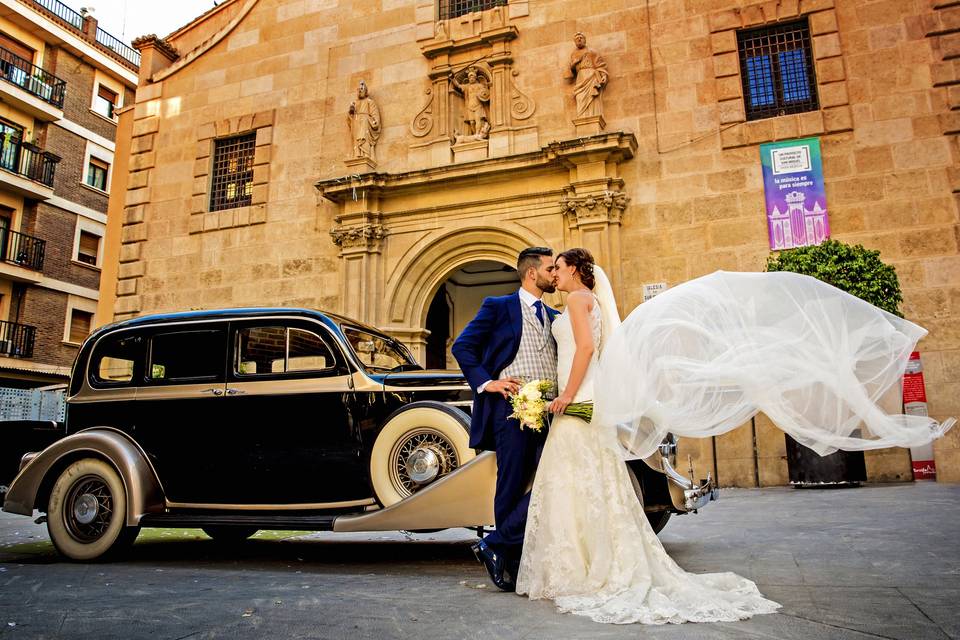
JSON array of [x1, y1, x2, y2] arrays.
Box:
[[557, 247, 596, 289]]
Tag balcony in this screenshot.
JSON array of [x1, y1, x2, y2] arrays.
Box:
[[0, 229, 45, 272], [0, 320, 36, 359], [0, 137, 60, 201], [29, 0, 140, 70], [0, 46, 66, 122]]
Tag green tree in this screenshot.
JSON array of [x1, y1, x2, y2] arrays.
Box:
[[765, 239, 903, 317]]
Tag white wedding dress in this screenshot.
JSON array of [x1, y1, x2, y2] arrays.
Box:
[[515, 293, 781, 624], [516, 268, 952, 624]]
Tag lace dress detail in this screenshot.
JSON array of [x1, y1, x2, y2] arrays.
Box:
[[515, 300, 780, 624]]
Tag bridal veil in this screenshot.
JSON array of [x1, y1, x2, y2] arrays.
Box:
[[591, 270, 955, 460]]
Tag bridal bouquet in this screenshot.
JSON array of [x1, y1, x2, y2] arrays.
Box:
[[509, 379, 594, 431]]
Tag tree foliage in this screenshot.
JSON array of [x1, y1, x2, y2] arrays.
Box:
[[765, 239, 903, 317]]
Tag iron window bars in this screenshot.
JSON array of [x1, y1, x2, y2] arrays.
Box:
[[438, 0, 506, 20], [737, 19, 819, 121], [209, 133, 256, 213]]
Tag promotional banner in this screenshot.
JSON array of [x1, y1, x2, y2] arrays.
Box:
[[760, 137, 830, 251], [903, 351, 936, 480]]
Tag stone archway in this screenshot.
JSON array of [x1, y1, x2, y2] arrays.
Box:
[[382, 226, 543, 362], [424, 259, 519, 369]]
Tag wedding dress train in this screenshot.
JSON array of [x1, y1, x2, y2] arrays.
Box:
[[516, 293, 780, 624]]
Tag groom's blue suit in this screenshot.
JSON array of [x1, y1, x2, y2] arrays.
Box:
[[452, 291, 558, 566]]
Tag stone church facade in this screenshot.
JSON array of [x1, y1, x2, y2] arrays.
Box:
[[102, 0, 960, 485]]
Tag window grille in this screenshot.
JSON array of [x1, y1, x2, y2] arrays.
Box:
[[209, 133, 256, 212], [438, 0, 506, 20], [737, 19, 819, 121]]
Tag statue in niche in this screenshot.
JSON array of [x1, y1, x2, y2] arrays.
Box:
[[564, 32, 608, 118], [450, 67, 490, 141], [348, 80, 381, 161]]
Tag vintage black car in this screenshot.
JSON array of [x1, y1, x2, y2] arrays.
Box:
[[2, 308, 717, 561]]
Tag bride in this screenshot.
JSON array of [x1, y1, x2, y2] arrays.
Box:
[[515, 247, 953, 624]]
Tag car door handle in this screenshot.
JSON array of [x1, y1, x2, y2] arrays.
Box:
[[201, 388, 224, 396], [226, 388, 245, 395]]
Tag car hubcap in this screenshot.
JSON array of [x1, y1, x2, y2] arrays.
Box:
[[390, 429, 459, 497], [65, 476, 113, 542]]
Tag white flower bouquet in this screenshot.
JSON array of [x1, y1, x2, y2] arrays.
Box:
[[509, 379, 594, 431]]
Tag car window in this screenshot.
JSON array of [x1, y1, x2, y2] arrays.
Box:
[[342, 327, 415, 371], [236, 326, 335, 376], [149, 329, 226, 383], [90, 333, 143, 386]]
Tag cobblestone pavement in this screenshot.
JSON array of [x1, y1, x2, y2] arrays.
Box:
[[0, 483, 958, 640]]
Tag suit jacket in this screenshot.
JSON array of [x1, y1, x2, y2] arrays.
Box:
[[451, 292, 559, 450]]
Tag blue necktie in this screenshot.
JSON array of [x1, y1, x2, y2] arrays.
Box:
[[533, 300, 545, 326]]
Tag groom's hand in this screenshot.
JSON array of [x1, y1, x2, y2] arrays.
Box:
[[485, 377, 523, 399]]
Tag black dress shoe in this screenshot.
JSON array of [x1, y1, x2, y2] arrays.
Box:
[[471, 540, 515, 592]]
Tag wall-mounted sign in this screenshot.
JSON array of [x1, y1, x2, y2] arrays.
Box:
[[643, 282, 668, 302], [760, 137, 830, 251]]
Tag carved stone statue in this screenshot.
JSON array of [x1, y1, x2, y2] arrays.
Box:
[[450, 68, 490, 140], [564, 32, 608, 119], [348, 80, 381, 161]]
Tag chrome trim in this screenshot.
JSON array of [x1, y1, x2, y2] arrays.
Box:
[[445, 400, 473, 407], [382, 384, 470, 392], [334, 450, 497, 532], [165, 497, 376, 511], [225, 375, 354, 396], [135, 382, 226, 401], [660, 454, 719, 511]]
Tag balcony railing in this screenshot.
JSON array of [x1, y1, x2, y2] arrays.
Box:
[[28, 0, 141, 68], [0, 47, 66, 109], [0, 228, 45, 271], [0, 320, 36, 358], [0, 137, 60, 188]]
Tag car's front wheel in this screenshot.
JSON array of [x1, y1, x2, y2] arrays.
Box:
[[46, 458, 139, 561], [370, 402, 474, 506]]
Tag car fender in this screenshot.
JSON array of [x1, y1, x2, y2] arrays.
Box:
[[2, 427, 165, 526]]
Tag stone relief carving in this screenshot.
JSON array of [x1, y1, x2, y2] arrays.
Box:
[[561, 190, 629, 226], [565, 32, 608, 119], [510, 69, 535, 121], [330, 223, 386, 249], [410, 87, 433, 138], [450, 66, 491, 141], [348, 80, 381, 161]]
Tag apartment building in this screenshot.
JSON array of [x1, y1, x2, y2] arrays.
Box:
[[0, 0, 136, 387]]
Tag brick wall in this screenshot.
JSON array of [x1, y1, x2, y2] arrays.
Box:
[[19, 286, 75, 367], [45, 125, 108, 213], [49, 47, 118, 141], [34, 202, 99, 290]]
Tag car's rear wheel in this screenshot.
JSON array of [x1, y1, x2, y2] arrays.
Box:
[[47, 458, 139, 561], [202, 526, 258, 543], [370, 403, 474, 506]]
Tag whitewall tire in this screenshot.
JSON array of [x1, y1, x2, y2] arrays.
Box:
[[370, 403, 474, 507], [46, 458, 139, 561]]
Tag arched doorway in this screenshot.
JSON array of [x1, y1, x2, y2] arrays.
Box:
[[424, 260, 518, 369]]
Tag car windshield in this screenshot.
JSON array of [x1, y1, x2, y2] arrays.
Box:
[[342, 326, 418, 371]]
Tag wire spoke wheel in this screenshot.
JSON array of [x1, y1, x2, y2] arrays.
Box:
[[64, 475, 114, 543], [388, 428, 460, 498]]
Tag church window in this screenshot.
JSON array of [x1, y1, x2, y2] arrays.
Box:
[[438, 0, 506, 20], [209, 133, 256, 212], [737, 19, 818, 121]]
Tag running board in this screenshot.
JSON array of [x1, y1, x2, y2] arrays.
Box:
[[332, 450, 497, 532], [139, 512, 337, 530]]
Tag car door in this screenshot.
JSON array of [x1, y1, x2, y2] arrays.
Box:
[[222, 319, 367, 505], [132, 324, 230, 504]]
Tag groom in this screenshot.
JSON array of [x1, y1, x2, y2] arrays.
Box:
[[452, 246, 559, 591]]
